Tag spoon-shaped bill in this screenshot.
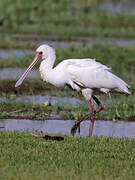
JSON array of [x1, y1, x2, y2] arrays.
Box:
[[15, 53, 40, 88]]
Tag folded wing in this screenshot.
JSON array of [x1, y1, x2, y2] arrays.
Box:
[[65, 58, 130, 94]]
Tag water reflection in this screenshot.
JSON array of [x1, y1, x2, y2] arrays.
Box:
[[0, 119, 135, 139]]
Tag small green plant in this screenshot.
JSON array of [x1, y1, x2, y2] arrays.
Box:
[[0, 112, 10, 119]]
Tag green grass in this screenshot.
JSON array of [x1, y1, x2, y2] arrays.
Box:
[[0, 78, 63, 94], [0, 131, 135, 180], [0, 0, 135, 39], [0, 92, 135, 121], [0, 45, 135, 73]]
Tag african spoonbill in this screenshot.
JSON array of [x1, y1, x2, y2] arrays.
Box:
[[15, 44, 130, 136]]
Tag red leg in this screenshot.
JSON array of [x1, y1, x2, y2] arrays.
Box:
[[92, 95, 104, 114], [71, 96, 104, 137], [88, 100, 95, 136]]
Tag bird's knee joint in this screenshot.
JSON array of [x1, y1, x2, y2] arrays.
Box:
[[99, 104, 104, 110]]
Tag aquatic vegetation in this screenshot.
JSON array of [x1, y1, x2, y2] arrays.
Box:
[[0, 93, 134, 121], [0, 112, 10, 118]]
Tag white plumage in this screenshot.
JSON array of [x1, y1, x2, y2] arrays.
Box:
[[15, 44, 130, 136], [38, 45, 130, 97]]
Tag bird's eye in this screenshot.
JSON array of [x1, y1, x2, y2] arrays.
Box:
[[39, 51, 43, 55]]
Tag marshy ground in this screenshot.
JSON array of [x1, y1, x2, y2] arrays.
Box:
[[0, 45, 134, 121], [0, 0, 135, 179]]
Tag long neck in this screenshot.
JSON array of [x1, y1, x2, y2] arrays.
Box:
[[40, 53, 56, 72], [39, 53, 56, 81]]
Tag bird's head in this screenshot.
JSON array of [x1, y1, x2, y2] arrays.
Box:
[[15, 44, 55, 88], [36, 44, 55, 60]]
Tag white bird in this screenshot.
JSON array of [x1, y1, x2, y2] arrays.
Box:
[[15, 44, 130, 136]]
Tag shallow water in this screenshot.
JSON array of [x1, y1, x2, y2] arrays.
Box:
[[40, 38, 135, 47], [1, 38, 135, 61], [0, 49, 33, 59], [20, 37, 135, 47], [0, 119, 135, 138], [97, 1, 135, 15], [16, 95, 83, 106], [0, 95, 84, 107], [0, 68, 40, 79]]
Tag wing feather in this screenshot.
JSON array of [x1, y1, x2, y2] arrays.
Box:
[[57, 58, 111, 71], [65, 58, 111, 71], [66, 59, 115, 90]]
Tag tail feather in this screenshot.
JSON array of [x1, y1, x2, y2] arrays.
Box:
[[117, 83, 130, 94], [115, 76, 130, 94], [110, 72, 130, 94]]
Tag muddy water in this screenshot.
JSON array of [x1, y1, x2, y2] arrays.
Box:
[[0, 119, 135, 138]]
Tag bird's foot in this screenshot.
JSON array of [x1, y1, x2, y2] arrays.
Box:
[[71, 114, 90, 136], [71, 121, 80, 136]]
